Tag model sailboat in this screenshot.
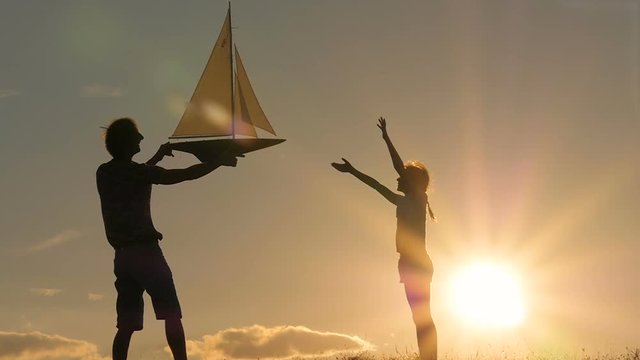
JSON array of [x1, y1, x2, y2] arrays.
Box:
[[169, 5, 285, 162]]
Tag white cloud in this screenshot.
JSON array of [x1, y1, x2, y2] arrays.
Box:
[[0, 89, 20, 98], [81, 83, 124, 98], [0, 331, 109, 360], [29, 288, 63, 297], [88, 293, 104, 301], [175, 324, 373, 360], [29, 230, 81, 252]]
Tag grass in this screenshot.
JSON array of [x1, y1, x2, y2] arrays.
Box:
[[332, 348, 640, 360]]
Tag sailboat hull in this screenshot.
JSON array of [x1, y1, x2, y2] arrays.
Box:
[[170, 138, 285, 162]]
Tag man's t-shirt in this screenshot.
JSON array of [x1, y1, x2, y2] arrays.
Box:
[[97, 160, 165, 249]]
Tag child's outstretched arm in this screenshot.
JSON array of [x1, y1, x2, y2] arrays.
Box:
[[377, 117, 405, 176], [332, 158, 400, 205]]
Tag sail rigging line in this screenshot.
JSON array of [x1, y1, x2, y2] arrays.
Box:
[[228, 2, 236, 139]]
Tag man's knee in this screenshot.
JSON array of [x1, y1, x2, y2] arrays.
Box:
[[164, 314, 181, 321], [115, 327, 136, 339], [164, 316, 183, 328]]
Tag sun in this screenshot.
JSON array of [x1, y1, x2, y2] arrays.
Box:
[[449, 261, 526, 329]]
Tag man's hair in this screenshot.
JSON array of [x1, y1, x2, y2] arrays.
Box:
[[104, 118, 139, 158]]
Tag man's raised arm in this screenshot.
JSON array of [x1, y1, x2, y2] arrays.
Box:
[[146, 142, 174, 166], [149, 150, 238, 185]]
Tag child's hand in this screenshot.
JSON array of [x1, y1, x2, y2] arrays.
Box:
[[377, 117, 388, 138], [331, 158, 354, 173]]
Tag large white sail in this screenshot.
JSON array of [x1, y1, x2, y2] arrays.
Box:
[[172, 10, 233, 138]]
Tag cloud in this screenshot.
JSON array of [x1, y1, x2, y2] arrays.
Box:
[[87, 293, 104, 301], [29, 288, 63, 297], [81, 83, 124, 98], [29, 230, 81, 252], [0, 89, 20, 98], [0, 331, 109, 360], [176, 325, 373, 360]]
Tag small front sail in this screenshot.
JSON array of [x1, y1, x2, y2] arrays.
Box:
[[232, 73, 258, 137], [172, 10, 233, 138], [234, 47, 277, 135]]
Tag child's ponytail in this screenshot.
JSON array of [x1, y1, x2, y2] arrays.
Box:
[[426, 195, 436, 222]]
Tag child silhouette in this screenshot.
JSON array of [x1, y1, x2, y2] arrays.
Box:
[[332, 117, 437, 360]]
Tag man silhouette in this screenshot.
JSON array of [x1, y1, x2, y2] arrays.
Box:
[[96, 118, 237, 360]]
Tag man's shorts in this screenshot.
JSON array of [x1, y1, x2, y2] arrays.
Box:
[[113, 242, 182, 331]]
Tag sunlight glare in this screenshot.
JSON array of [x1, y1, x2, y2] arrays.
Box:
[[450, 261, 526, 329], [202, 101, 231, 127]]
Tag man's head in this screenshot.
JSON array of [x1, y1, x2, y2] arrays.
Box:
[[104, 118, 143, 159]]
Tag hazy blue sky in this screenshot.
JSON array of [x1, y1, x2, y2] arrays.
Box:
[[0, 1, 638, 359]]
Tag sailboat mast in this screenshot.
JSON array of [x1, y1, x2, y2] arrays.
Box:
[[228, 1, 236, 139]]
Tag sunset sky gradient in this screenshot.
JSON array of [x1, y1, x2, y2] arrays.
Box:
[[0, 1, 638, 359]]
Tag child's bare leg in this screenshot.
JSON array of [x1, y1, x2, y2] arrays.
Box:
[[405, 283, 437, 360]]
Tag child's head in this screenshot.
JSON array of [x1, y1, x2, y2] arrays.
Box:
[[398, 160, 430, 194], [104, 118, 144, 159], [399, 160, 436, 221]]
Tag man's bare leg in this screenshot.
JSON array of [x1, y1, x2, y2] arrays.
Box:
[[113, 328, 134, 360], [165, 317, 187, 360]]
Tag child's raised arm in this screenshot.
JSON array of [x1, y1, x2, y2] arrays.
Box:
[[332, 158, 400, 205], [377, 117, 405, 176]]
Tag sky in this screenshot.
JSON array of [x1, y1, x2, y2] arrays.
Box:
[[0, 0, 639, 359]]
